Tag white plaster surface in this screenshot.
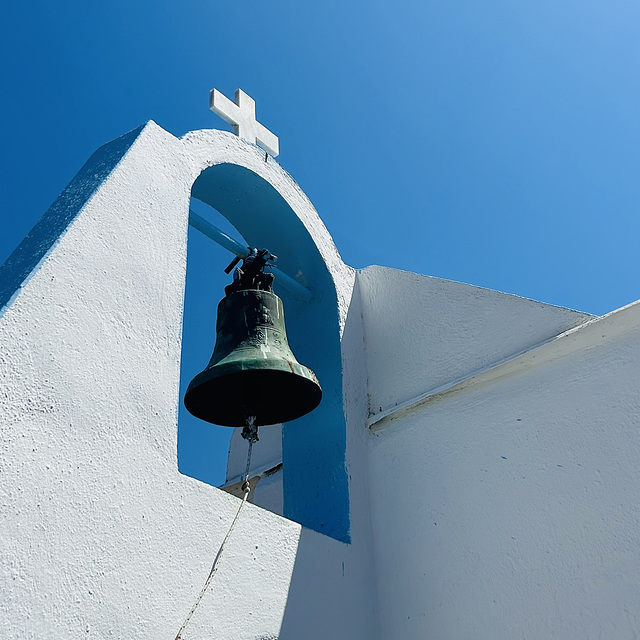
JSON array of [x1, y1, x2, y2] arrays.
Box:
[[0, 122, 373, 639], [358, 265, 592, 420], [356, 266, 640, 637], [365, 301, 640, 639], [4, 117, 640, 640]]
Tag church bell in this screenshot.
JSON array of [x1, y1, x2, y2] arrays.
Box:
[[184, 249, 322, 427]]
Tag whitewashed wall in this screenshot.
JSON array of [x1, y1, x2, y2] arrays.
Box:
[[4, 118, 640, 640], [360, 266, 640, 639], [0, 122, 376, 640], [358, 265, 592, 423]]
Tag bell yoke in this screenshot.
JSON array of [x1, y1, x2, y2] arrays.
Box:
[[183, 248, 322, 427]]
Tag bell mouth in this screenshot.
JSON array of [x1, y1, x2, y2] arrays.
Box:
[[184, 366, 322, 427]]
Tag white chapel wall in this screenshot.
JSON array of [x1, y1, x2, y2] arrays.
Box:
[[0, 122, 379, 640], [6, 114, 639, 640], [360, 268, 640, 639], [358, 264, 593, 422]]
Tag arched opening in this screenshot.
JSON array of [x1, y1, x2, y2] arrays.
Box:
[[177, 199, 239, 489], [178, 162, 350, 543]]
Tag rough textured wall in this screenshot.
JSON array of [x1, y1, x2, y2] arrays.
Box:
[[358, 265, 592, 422], [6, 116, 636, 640], [0, 122, 374, 640], [363, 273, 640, 639]]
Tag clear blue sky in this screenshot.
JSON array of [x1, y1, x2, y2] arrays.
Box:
[[2, 0, 640, 485]]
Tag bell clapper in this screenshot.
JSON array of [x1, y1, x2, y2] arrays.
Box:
[[241, 415, 259, 496]]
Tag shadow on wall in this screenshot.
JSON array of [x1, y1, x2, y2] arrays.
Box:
[[180, 163, 350, 542], [278, 528, 375, 640], [278, 281, 378, 640]]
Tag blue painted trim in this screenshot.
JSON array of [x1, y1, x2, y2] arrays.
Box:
[[190, 164, 350, 542], [188, 209, 313, 300], [188, 209, 250, 258]]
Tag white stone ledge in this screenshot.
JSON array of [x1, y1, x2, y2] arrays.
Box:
[[368, 297, 640, 430]]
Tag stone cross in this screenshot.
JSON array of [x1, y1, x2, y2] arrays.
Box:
[[209, 88, 280, 157]]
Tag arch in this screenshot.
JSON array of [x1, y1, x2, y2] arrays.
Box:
[[181, 130, 353, 542]]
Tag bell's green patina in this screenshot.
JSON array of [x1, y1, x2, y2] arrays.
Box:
[[184, 287, 322, 427]]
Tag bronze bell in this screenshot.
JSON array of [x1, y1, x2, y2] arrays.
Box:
[[184, 249, 322, 427]]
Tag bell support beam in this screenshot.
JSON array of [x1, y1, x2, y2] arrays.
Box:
[[188, 209, 312, 300]]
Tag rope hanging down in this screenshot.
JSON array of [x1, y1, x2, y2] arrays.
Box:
[[174, 418, 259, 640]]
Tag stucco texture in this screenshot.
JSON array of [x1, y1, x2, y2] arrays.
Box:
[[360, 270, 640, 639], [4, 119, 640, 640], [0, 123, 375, 639]]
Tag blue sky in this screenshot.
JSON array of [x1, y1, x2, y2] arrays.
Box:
[[2, 0, 640, 485]]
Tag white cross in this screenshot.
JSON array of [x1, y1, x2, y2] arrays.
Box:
[[209, 88, 280, 158]]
